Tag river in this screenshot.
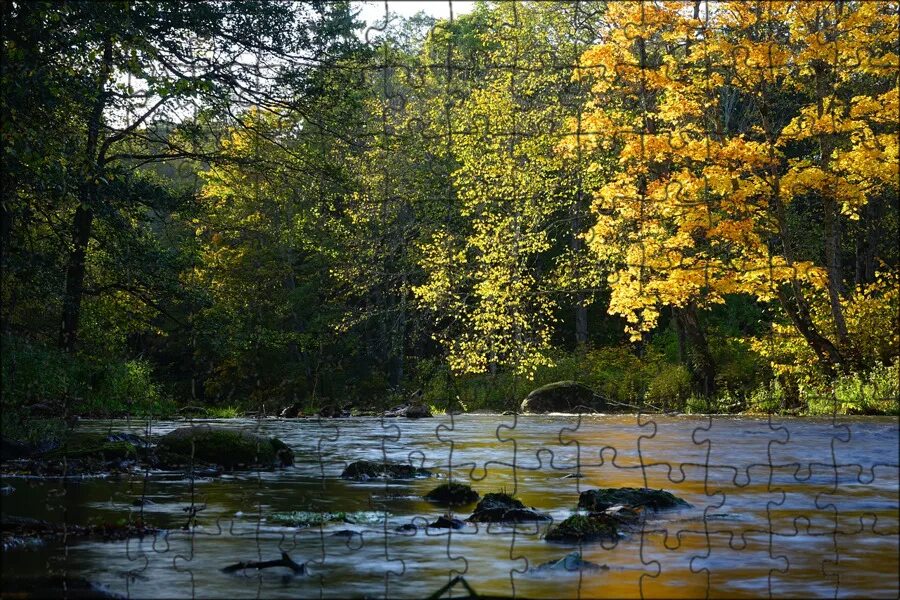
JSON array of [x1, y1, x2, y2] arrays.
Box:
[[2, 414, 898, 598]]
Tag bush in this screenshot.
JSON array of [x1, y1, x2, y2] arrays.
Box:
[[645, 364, 693, 412], [1, 335, 173, 433], [805, 362, 899, 416]]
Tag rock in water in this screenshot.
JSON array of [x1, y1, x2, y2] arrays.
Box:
[[340, 460, 432, 480], [383, 404, 433, 419], [519, 381, 602, 414], [578, 487, 690, 512], [532, 552, 608, 573], [544, 514, 620, 543], [428, 515, 465, 529], [466, 492, 551, 523], [156, 426, 294, 469], [424, 482, 479, 506]]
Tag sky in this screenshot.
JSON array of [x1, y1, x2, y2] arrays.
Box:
[[353, 1, 476, 29]]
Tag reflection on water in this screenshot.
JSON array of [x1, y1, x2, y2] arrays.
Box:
[[2, 415, 898, 598]]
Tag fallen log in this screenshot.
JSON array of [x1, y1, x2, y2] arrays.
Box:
[[222, 551, 305, 575]]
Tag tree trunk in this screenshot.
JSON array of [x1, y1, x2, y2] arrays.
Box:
[[823, 188, 849, 349], [814, 61, 850, 351], [673, 303, 716, 397], [776, 286, 844, 375], [59, 36, 112, 352]]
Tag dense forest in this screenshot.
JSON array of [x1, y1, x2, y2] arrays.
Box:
[[2, 1, 898, 435]]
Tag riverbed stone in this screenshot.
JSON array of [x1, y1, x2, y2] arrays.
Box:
[[577, 487, 690, 512], [531, 552, 608, 573], [340, 460, 432, 480], [383, 403, 433, 419], [519, 381, 603, 414], [155, 426, 294, 469], [544, 513, 620, 543], [424, 482, 479, 506], [428, 515, 465, 529], [466, 492, 551, 523]]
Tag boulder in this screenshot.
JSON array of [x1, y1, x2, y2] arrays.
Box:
[[577, 487, 690, 512], [428, 515, 465, 529], [279, 403, 304, 418], [424, 482, 479, 506], [519, 381, 602, 414], [383, 403, 432, 419], [467, 492, 550, 523], [318, 406, 350, 418], [544, 513, 620, 543], [155, 426, 294, 469], [340, 460, 432, 480], [43, 433, 139, 463]]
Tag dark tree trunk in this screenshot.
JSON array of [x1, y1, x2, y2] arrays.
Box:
[[673, 303, 716, 397], [776, 286, 844, 376], [59, 36, 112, 352]]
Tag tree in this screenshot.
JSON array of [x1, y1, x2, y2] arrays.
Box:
[[414, 1, 607, 378], [577, 1, 898, 380], [3, 1, 358, 353]]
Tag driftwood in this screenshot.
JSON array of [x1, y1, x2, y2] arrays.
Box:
[[222, 551, 305, 575]]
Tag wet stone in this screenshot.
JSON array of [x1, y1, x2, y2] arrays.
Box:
[[340, 460, 432, 480], [577, 487, 690, 512], [424, 482, 480, 506], [544, 513, 620, 544], [428, 515, 465, 529], [531, 552, 609, 573]]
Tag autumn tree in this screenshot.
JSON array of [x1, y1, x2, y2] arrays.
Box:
[[577, 1, 898, 383]]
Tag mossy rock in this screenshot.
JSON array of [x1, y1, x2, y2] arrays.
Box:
[[519, 381, 603, 414], [473, 492, 525, 512], [424, 482, 479, 506], [467, 492, 550, 523], [155, 426, 293, 469], [47, 441, 137, 462], [340, 460, 432, 480], [577, 487, 690, 512], [544, 514, 619, 543], [43, 432, 138, 463]]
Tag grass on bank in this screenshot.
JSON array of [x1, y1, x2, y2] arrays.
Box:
[[3, 332, 897, 447]]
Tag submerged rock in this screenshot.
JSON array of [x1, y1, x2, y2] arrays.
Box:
[[544, 513, 620, 543], [519, 381, 603, 414], [531, 552, 608, 573], [268, 510, 389, 527], [467, 492, 551, 523], [155, 426, 294, 469], [424, 482, 480, 506], [340, 460, 432, 480], [577, 487, 690, 512]]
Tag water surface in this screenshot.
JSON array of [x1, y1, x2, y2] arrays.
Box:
[[2, 415, 897, 598]]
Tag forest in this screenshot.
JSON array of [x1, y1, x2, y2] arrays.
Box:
[[2, 0, 898, 437]]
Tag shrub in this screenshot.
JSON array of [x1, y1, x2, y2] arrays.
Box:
[[806, 362, 899, 416], [645, 364, 693, 412]]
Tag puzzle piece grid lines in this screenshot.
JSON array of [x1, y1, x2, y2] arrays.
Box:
[[3, 1, 898, 599]]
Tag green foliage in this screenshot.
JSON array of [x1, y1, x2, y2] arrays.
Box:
[[805, 363, 900, 416], [206, 406, 243, 419], [645, 365, 693, 412], [1, 334, 173, 429], [2, 2, 896, 421]]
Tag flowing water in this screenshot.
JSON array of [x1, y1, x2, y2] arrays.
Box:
[[2, 414, 898, 598]]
